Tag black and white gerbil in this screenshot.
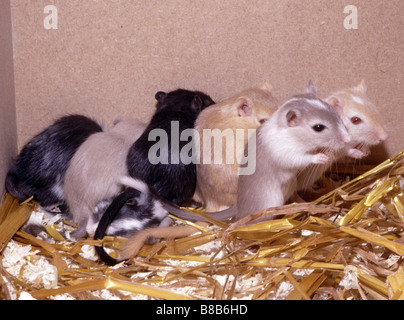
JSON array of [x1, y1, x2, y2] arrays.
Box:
[[5, 114, 104, 211], [126, 89, 215, 205], [296, 80, 388, 194], [162, 81, 351, 222], [94, 177, 170, 266], [64, 117, 147, 238]]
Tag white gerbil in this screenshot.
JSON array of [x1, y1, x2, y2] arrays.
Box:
[[63, 118, 147, 238], [296, 80, 388, 194], [162, 81, 351, 222], [193, 81, 278, 211]]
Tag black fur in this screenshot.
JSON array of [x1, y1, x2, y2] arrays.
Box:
[[126, 89, 215, 205], [5, 114, 103, 209]]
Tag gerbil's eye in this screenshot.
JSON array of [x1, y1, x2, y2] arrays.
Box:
[[126, 199, 138, 207], [351, 117, 362, 125], [312, 124, 326, 132], [259, 119, 267, 125]]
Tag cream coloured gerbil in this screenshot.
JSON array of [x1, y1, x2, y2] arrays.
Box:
[[296, 80, 388, 193], [160, 81, 351, 222], [193, 81, 278, 211], [64, 118, 147, 238]]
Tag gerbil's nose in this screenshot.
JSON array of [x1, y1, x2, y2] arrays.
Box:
[[341, 130, 351, 144], [378, 129, 388, 142]]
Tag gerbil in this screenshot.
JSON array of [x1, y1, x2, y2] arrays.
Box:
[[162, 81, 351, 222], [193, 81, 278, 211], [94, 177, 171, 266], [296, 80, 388, 194], [126, 89, 215, 205], [95, 176, 208, 265], [64, 117, 147, 238], [5, 114, 104, 211]]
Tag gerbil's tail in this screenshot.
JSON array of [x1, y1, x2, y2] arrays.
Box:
[[94, 188, 140, 266], [160, 200, 235, 222], [5, 169, 32, 202], [119, 175, 236, 222]]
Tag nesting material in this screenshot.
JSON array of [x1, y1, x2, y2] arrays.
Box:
[[1, 151, 404, 300]]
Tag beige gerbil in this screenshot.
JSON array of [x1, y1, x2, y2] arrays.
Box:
[[296, 80, 388, 194], [64, 118, 147, 238], [194, 81, 278, 211]]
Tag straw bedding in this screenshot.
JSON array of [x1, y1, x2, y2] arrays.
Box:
[[1, 151, 404, 300]]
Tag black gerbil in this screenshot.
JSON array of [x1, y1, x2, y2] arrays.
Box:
[[126, 89, 215, 205]]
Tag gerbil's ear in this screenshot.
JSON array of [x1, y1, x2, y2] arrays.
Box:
[[286, 110, 302, 127], [113, 116, 123, 126], [190, 95, 203, 113], [261, 79, 273, 92], [356, 80, 367, 93], [326, 96, 345, 116], [126, 198, 138, 207], [305, 80, 317, 96], [155, 91, 167, 103], [236, 97, 254, 118]]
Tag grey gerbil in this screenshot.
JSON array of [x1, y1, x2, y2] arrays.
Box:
[[162, 81, 351, 222], [5, 114, 104, 211], [63, 118, 147, 238]]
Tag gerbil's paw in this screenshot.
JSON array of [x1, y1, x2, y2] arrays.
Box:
[[312, 153, 331, 165], [70, 226, 87, 240], [347, 148, 365, 159], [348, 145, 370, 159]]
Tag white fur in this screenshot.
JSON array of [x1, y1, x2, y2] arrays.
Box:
[[153, 200, 170, 220], [119, 176, 149, 194], [351, 95, 365, 105], [108, 218, 145, 234], [51, 176, 64, 201], [305, 98, 329, 110]]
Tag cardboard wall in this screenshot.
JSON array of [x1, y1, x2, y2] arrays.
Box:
[[1, 0, 404, 200], [0, 0, 17, 201]]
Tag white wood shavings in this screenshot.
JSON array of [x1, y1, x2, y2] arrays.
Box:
[[273, 281, 294, 300], [382, 254, 401, 268], [339, 266, 360, 290], [293, 269, 314, 278], [2, 240, 37, 268], [3, 240, 58, 290], [18, 291, 36, 300], [79, 244, 99, 261]]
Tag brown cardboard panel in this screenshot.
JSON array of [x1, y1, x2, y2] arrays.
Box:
[[10, 0, 404, 164], [0, 0, 17, 201]]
